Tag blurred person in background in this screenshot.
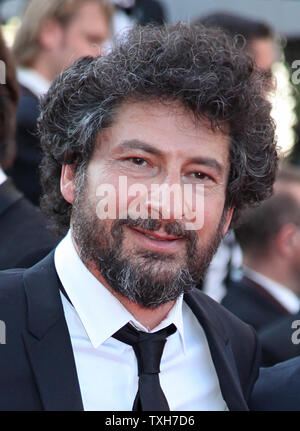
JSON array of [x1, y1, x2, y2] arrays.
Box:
[[8, 0, 112, 206], [198, 12, 275, 74], [246, 167, 300, 366], [222, 166, 300, 336], [250, 355, 300, 410], [0, 28, 57, 270], [193, 13, 277, 302]]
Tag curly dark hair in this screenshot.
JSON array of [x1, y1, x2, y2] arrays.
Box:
[[38, 23, 278, 236]]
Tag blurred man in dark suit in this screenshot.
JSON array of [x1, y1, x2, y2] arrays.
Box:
[[0, 29, 57, 269], [222, 166, 300, 359], [9, 0, 112, 205], [257, 311, 300, 366], [250, 356, 300, 410]]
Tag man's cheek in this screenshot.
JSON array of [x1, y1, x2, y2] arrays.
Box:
[[95, 183, 118, 220]]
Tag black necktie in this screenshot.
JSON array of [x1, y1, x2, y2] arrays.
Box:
[[113, 322, 177, 411]]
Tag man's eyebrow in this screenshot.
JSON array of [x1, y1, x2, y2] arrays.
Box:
[[116, 140, 163, 156], [116, 140, 223, 173], [187, 157, 223, 174]]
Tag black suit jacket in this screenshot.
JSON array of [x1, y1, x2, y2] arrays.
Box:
[[221, 276, 290, 331], [257, 312, 300, 366], [8, 85, 42, 205], [250, 356, 300, 411], [0, 178, 58, 270], [0, 252, 260, 410]]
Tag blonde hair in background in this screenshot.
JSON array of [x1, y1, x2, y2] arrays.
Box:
[[13, 0, 113, 67]]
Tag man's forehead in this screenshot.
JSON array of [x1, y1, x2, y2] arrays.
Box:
[[67, 0, 109, 25], [95, 100, 231, 162]]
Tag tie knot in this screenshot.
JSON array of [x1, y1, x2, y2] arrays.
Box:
[[113, 323, 176, 375]]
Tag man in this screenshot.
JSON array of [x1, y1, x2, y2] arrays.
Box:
[[8, 0, 112, 205], [222, 166, 300, 337], [0, 29, 57, 270], [0, 24, 277, 411], [242, 166, 300, 366]]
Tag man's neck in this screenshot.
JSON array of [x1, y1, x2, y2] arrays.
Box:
[[243, 258, 299, 295], [31, 57, 57, 82]]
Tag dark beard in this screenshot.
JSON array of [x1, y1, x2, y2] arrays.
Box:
[[72, 190, 225, 309]]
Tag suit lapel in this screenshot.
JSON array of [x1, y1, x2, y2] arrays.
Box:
[[22, 252, 83, 411], [184, 291, 248, 411]]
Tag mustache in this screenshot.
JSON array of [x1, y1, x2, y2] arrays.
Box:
[[111, 217, 198, 245]]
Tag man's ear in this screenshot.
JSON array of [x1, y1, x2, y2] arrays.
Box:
[[38, 19, 64, 51], [222, 207, 235, 236], [61, 164, 75, 204], [276, 223, 298, 258]]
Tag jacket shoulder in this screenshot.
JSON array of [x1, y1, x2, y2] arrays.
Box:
[[0, 268, 26, 290], [0, 269, 27, 318], [250, 356, 300, 410]]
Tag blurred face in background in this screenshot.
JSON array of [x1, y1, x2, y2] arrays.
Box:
[[249, 37, 276, 72], [41, 0, 110, 78]]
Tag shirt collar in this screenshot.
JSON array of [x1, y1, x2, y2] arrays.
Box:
[[55, 230, 186, 351], [17, 67, 51, 98], [0, 167, 7, 186], [243, 266, 300, 314]]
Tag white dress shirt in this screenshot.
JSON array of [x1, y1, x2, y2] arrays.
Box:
[[54, 230, 228, 411], [0, 167, 7, 186], [243, 267, 300, 314], [17, 67, 50, 98], [203, 231, 243, 303]]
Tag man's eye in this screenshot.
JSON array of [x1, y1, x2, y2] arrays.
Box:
[[191, 172, 210, 180], [127, 157, 148, 167]]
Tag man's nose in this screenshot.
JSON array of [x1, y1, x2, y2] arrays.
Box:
[[147, 173, 185, 222]]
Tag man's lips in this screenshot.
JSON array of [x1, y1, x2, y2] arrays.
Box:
[[126, 225, 185, 252], [128, 226, 184, 241]]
